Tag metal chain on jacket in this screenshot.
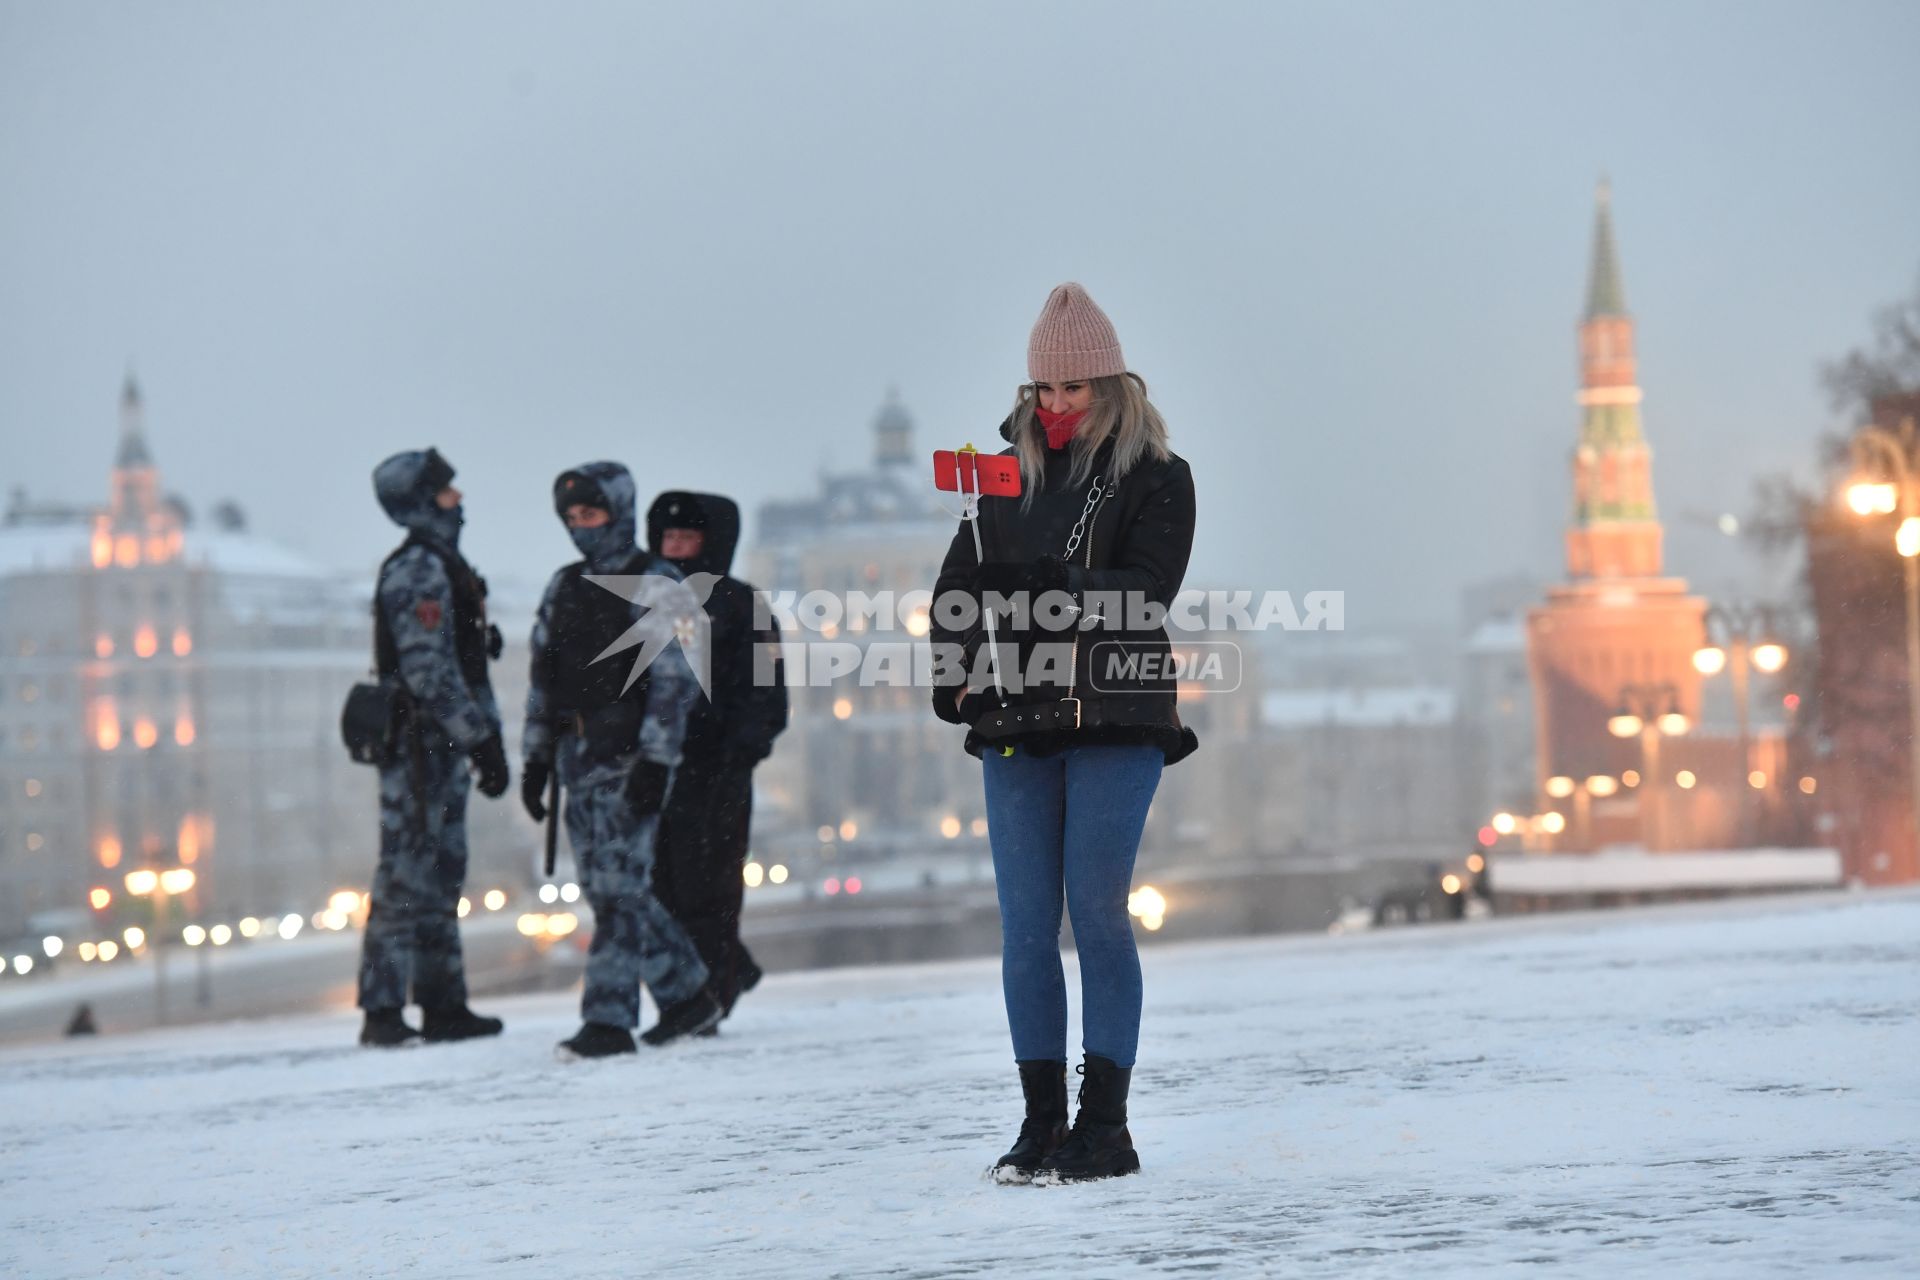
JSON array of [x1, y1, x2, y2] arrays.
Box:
[[1063, 476, 1106, 561]]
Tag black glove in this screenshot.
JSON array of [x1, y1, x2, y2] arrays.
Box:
[[718, 747, 764, 777], [625, 759, 671, 818], [486, 623, 504, 661], [932, 683, 966, 725], [521, 759, 551, 822], [933, 685, 990, 726], [976, 555, 1070, 599], [470, 735, 510, 799]]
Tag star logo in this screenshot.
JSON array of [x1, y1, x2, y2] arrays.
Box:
[[582, 572, 721, 699]]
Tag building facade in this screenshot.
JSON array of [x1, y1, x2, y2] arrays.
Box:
[[745, 393, 991, 875], [0, 380, 545, 940]]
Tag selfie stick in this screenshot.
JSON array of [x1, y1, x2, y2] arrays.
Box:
[[957, 446, 1008, 705]]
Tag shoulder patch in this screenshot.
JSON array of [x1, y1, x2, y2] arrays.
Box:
[[415, 599, 444, 628]]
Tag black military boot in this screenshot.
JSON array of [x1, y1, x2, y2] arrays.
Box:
[[717, 951, 763, 1020], [557, 1022, 638, 1059], [421, 1003, 505, 1042], [991, 1060, 1070, 1184], [359, 1008, 422, 1048], [738, 952, 764, 995], [1037, 1054, 1140, 1182], [640, 989, 724, 1046]]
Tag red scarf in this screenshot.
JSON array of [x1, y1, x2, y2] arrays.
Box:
[[1035, 407, 1085, 450]]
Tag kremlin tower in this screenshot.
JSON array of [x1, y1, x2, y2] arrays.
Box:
[[1525, 184, 1708, 850]]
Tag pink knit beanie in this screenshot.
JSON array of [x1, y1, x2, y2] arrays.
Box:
[[1027, 282, 1126, 382]]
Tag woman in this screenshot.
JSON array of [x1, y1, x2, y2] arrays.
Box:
[[931, 282, 1198, 1183]]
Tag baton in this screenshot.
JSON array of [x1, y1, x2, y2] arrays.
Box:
[[542, 769, 561, 878]]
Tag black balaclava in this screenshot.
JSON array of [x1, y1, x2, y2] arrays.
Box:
[[552, 461, 639, 573], [373, 448, 462, 547]]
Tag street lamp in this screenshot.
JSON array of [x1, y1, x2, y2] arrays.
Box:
[[1845, 413, 1920, 864], [1693, 603, 1791, 846], [1544, 774, 1621, 850], [121, 864, 196, 1024], [1609, 682, 1689, 851]]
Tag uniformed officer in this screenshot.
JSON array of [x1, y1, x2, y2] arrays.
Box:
[[645, 491, 788, 1021], [521, 461, 723, 1058], [357, 448, 511, 1048]]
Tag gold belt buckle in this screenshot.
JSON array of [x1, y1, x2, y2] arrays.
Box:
[[1062, 698, 1081, 729]]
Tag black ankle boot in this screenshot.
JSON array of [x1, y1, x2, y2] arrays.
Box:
[[558, 1021, 637, 1059], [1038, 1054, 1140, 1182], [421, 1003, 504, 1042], [359, 1008, 421, 1048], [738, 952, 764, 994], [640, 989, 723, 1046], [991, 1060, 1069, 1183]]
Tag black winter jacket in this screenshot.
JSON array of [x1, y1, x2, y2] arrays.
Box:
[[930, 427, 1198, 765], [647, 490, 789, 771]]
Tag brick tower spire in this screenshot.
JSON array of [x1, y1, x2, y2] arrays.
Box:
[[1525, 182, 1708, 851], [1566, 179, 1662, 579]]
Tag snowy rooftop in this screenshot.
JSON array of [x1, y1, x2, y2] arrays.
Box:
[[0, 522, 331, 580], [1465, 612, 1528, 654], [3, 890, 1915, 1276], [1263, 685, 1458, 729]]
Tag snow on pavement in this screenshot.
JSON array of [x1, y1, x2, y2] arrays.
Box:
[[3, 890, 1917, 1278]]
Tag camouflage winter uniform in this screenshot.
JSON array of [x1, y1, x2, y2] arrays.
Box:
[[357, 449, 503, 1013], [525, 461, 711, 1029]]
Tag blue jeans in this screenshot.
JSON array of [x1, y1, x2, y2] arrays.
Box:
[[982, 743, 1164, 1068]]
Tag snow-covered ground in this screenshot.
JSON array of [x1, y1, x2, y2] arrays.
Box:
[[5, 890, 1917, 1278]]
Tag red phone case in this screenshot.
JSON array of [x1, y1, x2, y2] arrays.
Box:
[[933, 450, 967, 492], [932, 450, 1021, 497], [973, 455, 1020, 497]]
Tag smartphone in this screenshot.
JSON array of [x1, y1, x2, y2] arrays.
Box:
[[933, 450, 1022, 497]]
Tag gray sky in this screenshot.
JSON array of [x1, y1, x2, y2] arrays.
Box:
[[3, 0, 1917, 628]]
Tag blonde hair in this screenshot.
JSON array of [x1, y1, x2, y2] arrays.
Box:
[[1008, 372, 1170, 508]]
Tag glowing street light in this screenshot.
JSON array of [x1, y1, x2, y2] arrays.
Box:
[[1847, 481, 1898, 515], [1698, 602, 1794, 844], [1127, 885, 1167, 932], [1846, 414, 1920, 861], [1603, 683, 1691, 851]]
